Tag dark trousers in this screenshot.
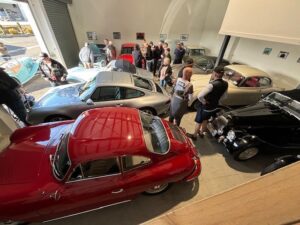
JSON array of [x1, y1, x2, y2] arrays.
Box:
[[5, 97, 27, 124], [169, 115, 182, 127]]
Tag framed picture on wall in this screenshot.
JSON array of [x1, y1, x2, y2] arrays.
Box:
[[86, 31, 97, 40], [263, 47, 272, 55], [113, 32, 121, 39], [278, 51, 289, 59], [180, 34, 189, 41], [160, 34, 167, 41], [136, 32, 145, 40]]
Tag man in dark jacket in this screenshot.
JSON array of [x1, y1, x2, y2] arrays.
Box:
[[0, 69, 28, 124], [188, 66, 228, 140], [173, 43, 186, 64], [39, 53, 68, 87]]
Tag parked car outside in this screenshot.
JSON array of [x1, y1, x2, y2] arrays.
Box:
[[118, 42, 136, 64], [0, 107, 201, 223], [207, 91, 300, 160], [189, 64, 286, 109], [172, 55, 229, 77], [0, 57, 40, 84], [67, 59, 153, 83], [28, 71, 170, 124]]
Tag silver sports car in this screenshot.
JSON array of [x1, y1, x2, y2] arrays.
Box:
[[28, 71, 170, 124]]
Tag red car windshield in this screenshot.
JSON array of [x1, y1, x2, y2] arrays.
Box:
[[139, 111, 169, 154], [53, 132, 71, 180]]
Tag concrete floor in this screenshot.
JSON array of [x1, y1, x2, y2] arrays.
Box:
[[23, 77, 278, 225]]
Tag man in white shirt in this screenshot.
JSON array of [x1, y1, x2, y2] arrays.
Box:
[[187, 66, 228, 140]]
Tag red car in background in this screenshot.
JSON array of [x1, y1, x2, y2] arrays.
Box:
[[118, 42, 136, 64], [0, 107, 201, 224]]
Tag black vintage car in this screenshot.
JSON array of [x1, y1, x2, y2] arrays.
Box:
[[207, 91, 300, 161]]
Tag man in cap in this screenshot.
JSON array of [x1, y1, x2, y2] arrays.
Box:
[[39, 53, 68, 86], [188, 66, 228, 140]]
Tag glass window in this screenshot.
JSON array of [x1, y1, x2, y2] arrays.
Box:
[[258, 77, 272, 87], [190, 49, 205, 56], [224, 69, 245, 86], [53, 132, 71, 180], [133, 76, 153, 91], [120, 87, 144, 99], [79, 77, 97, 100], [69, 166, 83, 181], [121, 47, 134, 54], [81, 158, 120, 178], [92, 86, 121, 101], [139, 111, 169, 154], [242, 77, 260, 87], [122, 155, 151, 171]]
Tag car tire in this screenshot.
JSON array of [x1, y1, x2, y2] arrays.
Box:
[[143, 183, 170, 195], [233, 146, 259, 161], [45, 115, 71, 122], [140, 107, 156, 116]]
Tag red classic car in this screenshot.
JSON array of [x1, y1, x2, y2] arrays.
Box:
[[0, 107, 201, 224], [117, 42, 136, 64]]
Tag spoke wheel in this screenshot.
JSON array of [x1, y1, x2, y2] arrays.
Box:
[[144, 183, 169, 195], [141, 108, 155, 115]]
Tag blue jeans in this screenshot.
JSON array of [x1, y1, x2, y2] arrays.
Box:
[[160, 79, 166, 88]]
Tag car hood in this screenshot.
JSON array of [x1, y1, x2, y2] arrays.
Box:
[[34, 83, 83, 108], [0, 123, 70, 185], [225, 101, 298, 126]]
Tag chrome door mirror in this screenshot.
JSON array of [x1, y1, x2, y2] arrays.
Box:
[[86, 99, 94, 105]]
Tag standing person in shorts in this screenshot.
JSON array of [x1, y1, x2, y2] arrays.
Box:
[[187, 66, 228, 140], [169, 67, 193, 126]]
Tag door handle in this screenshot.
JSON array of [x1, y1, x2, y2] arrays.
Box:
[[111, 188, 124, 194], [49, 190, 61, 201]]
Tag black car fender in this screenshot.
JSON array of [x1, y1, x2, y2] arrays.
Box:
[[230, 134, 261, 152]]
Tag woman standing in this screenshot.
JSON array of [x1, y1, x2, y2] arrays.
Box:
[[132, 44, 143, 68], [169, 67, 193, 126], [158, 57, 172, 88]]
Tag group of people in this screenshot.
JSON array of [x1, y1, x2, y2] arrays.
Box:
[[169, 65, 228, 140]]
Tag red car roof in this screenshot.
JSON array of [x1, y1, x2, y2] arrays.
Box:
[[121, 43, 136, 48], [68, 107, 146, 164]]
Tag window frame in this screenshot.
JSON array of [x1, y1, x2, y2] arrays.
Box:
[[121, 155, 152, 172], [121, 87, 145, 99], [91, 86, 121, 102], [67, 157, 122, 183]]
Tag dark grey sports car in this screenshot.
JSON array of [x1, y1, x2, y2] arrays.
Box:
[[28, 71, 170, 124]]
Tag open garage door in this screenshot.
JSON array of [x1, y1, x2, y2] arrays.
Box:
[[42, 0, 78, 67]]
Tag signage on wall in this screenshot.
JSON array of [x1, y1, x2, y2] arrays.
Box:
[[113, 32, 121, 40], [180, 34, 189, 42], [278, 51, 289, 59], [263, 47, 272, 55], [160, 34, 167, 41], [136, 32, 145, 40], [86, 31, 97, 40]]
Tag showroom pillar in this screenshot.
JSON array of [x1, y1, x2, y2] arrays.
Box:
[[215, 35, 231, 68]]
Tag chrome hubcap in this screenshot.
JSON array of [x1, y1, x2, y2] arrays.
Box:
[[146, 184, 168, 194]]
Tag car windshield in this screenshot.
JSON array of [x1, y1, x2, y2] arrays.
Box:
[[79, 77, 97, 100], [53, 130, 71, 180], [121, 47, 134, 54], [133, 75, 153, 91], [224, 69, 245, 86], [139, 111, 169, 154], [190, 49, 205, 56], [263, 92, 300, 120]]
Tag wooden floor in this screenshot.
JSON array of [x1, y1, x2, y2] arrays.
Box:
[[144, 162, 300, 225]]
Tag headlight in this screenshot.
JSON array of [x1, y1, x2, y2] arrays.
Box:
[[227, 130, 236, 141]]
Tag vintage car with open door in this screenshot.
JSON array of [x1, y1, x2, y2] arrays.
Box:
[[0, 107, 201, 224]]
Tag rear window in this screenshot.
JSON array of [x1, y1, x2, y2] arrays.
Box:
[[133, 75, 153, 91], [155, 83, 163, 94], [139, 111, 169, 154], [169, 123, 186, 143], [121, 47, 134, 54]]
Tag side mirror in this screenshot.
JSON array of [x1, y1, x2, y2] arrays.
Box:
[[86, 99, 94, 105]]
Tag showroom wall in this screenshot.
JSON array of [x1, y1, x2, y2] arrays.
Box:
[[67, 0, 224, 50]]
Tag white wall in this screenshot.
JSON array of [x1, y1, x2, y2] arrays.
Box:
[[68, 0, 212, 52]]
